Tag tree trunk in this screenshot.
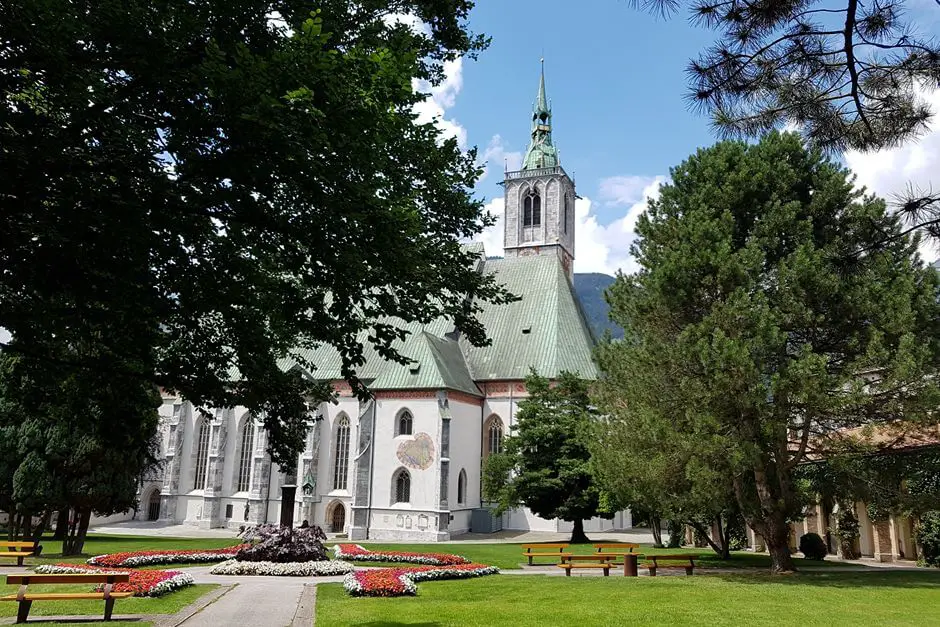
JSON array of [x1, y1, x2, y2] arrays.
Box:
[[715, 515, 730, 560], [569, 518, 590, 544], [650, 516, 664, 548], [53, 509, 69, 541], [62, 507, 91, 556]]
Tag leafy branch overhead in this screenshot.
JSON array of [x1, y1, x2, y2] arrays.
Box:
[[630, 0, 940, 153]]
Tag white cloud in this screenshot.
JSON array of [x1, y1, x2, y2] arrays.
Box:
[[845, 89, 940, 263], [412, 58, 467, 148], [477, 174, 666, 276], [478, 135, 523, 182]]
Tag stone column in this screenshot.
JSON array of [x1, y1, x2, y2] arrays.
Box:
[[872, 519, 896, 562], [247, 426, 272, 525], [349, 400, 375, 541], [160, 404, 185, 522], [200, 410, 227, 528]]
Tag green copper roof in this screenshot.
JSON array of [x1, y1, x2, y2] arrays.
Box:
[[460, 255, 598, 380], [522, 61, 559, 170]]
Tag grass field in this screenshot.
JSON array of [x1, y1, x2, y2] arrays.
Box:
[[343, 541, 852, 571], [315, 571, 940, 627], [0, 583, 217, 621]]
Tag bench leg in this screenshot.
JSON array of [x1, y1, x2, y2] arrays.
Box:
[[686, 566, 694, 576], [17, 555, 24, 567], [527, 556, 533, 565], [564, 567, 571, 577], [603, 567, 610, 577], [16, 600, 32, 624], [649, 566, 657, 577], [104, 597, 116, 621]]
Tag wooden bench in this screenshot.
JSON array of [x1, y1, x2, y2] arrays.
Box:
[[593, 543, 639, 555], [643, 554, 701, 576], [2, 573, 133, 623], [521, 543, 570, 565], [0, 541, 40, 567], [556, 554, 617, 576]]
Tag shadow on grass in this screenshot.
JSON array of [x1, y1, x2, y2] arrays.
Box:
[[708, 570, 940, 589]]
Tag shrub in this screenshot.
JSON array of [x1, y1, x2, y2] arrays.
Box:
[[832, 506, 861, 560], [915, 511, 940, 568], [799, 532, 828, 560], [236, 524, 329, 563]]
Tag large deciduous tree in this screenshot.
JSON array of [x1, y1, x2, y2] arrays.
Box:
[[483, 371, 614, 544], [0, 0, 508, 467], [594, 131, 940, 572]]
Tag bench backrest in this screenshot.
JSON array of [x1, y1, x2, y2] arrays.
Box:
[[566, 554, 617, 562], [6, 573, 131, 585], [594, 543, 639, 552], [521, 543, 569, 552], [0, 541, 39, 550], [647, 554, 701, 562]]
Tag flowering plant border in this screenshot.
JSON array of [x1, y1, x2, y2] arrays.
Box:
[[343, 563, 499, 597], [87, 545, 247, 567], [35, 563, 194, 597], [333, 544, 469, 566], [209, 559, 354, 576]]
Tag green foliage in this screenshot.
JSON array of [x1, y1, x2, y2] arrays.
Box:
[[798, 533, 828, 561], [0, 0, 507, 466], [482, 371, 614, 540], [915, 512, 940, 568], [593, 131, 940, 572]]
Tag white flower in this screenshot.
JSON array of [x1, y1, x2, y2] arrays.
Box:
[[208, 559, 355, 576]]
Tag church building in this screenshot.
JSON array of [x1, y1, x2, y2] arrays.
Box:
[[142, 66, 633, 540]]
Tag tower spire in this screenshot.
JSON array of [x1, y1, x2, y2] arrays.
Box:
[[522, 59, 558, 170]]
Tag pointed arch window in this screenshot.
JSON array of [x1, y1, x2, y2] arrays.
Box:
[[523, 191, 541, 227], [332, 415, 351, 491], [236, 417, 254, 492], [457, 469, 467, 505], [483, 415, 504, 458], [193, 420, 211, 491], [397, 410, 413, 436], [394, 468, 411, 504]]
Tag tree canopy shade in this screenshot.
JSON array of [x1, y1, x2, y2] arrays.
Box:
[[482, 371, 614, 544], [0, 1, 510, 466], [593, 132, 940, 573]]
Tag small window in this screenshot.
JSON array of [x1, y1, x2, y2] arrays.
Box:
[[484, 415, 504, 457], [397, 410, 413, 436], [394, 469, 411, 504], [225, 504, 233, 519], [457, 469, 467, 505], [523, 195, 533, 227], [532, 194, 541, 226]]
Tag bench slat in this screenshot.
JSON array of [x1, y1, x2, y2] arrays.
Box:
[[521, 544, 569, 550], [6, 574, 130, 585], [564, 555, 617, 562], [558, 564, 611, 568], [1, 592, 135, 601], [0, 542, 38, 549], [0, 552, 34, 558]]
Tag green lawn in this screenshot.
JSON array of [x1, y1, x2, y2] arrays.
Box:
[[316, 572, 940, 627], [339, 541, 851, 571], [0, 583, 216, 620]]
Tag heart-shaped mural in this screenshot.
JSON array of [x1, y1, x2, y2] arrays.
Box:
[[397, 432, 435, 470]]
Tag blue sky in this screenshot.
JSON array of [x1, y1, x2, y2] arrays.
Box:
[[414, 0, 940, 273]]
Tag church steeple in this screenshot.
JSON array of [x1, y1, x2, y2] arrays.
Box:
[[502, 61, 576, 278], [522, 60, 559, 170]]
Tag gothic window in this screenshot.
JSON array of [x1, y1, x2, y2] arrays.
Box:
[[397, 410, 413, 436], [236, 417, 254, 493], [457, 469, 467, 505], [563, 193, 569, 234], [193, 419, 211, 491], [332, 415, 351, 491], [483, 415, 504, 458], [393, 468, 411, 504], [523, 192, 542, 227]]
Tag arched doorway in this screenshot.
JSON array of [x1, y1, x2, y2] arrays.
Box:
[[329, 502, 346, 533], [147, 490, 161, 521]]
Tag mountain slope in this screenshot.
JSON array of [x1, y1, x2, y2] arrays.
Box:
[[573, 273, 623, 340]]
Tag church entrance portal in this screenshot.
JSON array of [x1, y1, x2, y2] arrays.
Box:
[[147, 490, 161, 521], [330, 503, 345, 533]]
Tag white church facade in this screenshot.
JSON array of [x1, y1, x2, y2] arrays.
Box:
[[136, 66, 632, 541]]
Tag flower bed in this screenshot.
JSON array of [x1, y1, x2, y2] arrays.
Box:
[[87, 545, 247, 567], [343, 563, 499, 597], [333, 544, 470, 566], [36, 563, 194, 597], [209, 559, 354, 576]]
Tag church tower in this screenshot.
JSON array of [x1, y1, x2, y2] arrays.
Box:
[[502, 61, 576, 278]]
